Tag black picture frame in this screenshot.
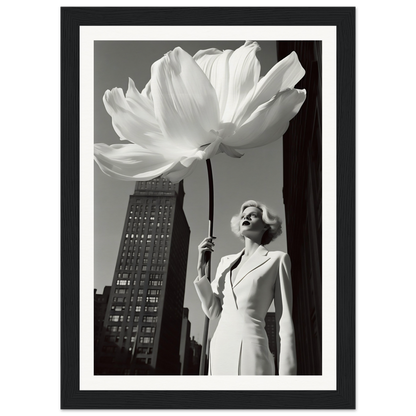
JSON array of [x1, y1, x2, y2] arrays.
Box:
[[61, 7, 355, 409]]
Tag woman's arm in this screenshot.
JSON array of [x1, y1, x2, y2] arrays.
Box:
[[274, 253, 297, 375], [193, 273, 223, 319], [194, 237, 222, 319]]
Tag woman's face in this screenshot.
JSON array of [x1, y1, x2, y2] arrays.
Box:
[[240, 206, 267, 239]]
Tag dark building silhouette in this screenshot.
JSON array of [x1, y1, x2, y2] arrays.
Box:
[[95, 178, 190, 375], [264, 312, 278, 374], [178, 310, 204, 375], [94, 286, 111, 354], [278, 41, 323, 375], [187, 336, 203, 375], [179, 308, 191, 375]]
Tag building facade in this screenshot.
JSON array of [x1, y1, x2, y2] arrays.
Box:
[[95, 178, 190, 375], [179, 308, 191, 375], [264, 312, 278, 374], [278, 41, 322, 375], [94, 286, 111, 354], [187, 337, 203, 375]]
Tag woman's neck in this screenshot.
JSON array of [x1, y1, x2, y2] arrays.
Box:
[[243, 238, 262, 258]]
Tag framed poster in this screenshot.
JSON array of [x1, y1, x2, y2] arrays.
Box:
[[61, 7, 355, 409]]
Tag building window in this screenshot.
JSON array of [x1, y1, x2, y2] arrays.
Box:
[[146, 296, 158, 304], [137, 358, 147, 364], [143, 316, 158, 323], [149, 273, 160, 280], [137, 347, 151, 354], [141, 326, 156, 334], [107, 325, 122, 333], [116, 280, 130, 286], [150, 265, 166, 272], [109, 315, 123, 322], [139, 336, 154, 344], [104, 336, 117, 343]]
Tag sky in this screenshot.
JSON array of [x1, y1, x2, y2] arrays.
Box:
[[94, 40, 293, 343]]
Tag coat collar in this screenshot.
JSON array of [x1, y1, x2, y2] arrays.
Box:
[[226, 245, 270, 288]]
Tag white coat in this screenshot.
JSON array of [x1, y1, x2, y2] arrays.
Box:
[[194, 245, 296, 375]]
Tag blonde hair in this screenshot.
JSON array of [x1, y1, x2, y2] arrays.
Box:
[[230, 200, 282, 245]]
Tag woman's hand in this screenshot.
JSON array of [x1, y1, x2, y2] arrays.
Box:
[[197, 237, 216, 278]]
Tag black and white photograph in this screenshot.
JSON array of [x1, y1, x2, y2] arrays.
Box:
[[92, 39, 322, 379], [66, 9, 347, 408], [75, 16, 341, 395]]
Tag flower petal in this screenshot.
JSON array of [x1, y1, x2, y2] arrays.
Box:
[[241, 51, 306, 125], [220, 41, 261, 126], [94, 143, 176, 181], [151, 47, 220, 149], [163, 138, 223, 183], [126, 78, 155, 120], [219, 143, 244, 158], [163, 161, 199, 184], [141, 80, 153, 102], [103, 87, 166, 152], [194, 47, 233, 119], [224, 88, 307, 149]]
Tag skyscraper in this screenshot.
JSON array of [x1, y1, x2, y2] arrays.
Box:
[[278, 41, 322, 375], [94, 286, 111, 355], [179, 308, 191, 375], [95, 178, 190, 375]]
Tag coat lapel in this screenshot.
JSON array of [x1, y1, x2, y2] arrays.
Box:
[[222, 251, 244, 282], [232, 245, 270, 289]]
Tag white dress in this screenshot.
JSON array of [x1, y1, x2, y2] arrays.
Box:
[[194, 245, 296, 375]]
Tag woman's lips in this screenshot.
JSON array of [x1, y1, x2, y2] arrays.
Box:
[[242, 221, 250, 226]]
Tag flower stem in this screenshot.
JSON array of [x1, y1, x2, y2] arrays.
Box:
[[199, 159, 214, 375], [206, 158, 214, 238]]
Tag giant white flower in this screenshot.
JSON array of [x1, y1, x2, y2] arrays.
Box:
[[94, 41, 306, 183]]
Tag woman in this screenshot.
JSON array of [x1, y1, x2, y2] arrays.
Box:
[[194, 200, 296, 375]]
